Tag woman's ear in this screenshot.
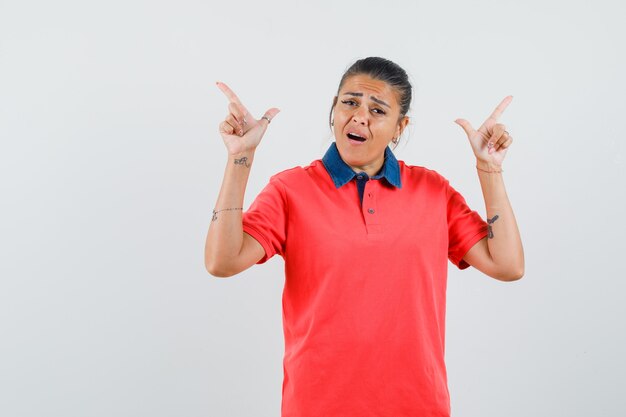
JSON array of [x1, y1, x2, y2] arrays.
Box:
[[329, 96, 338, 127], [396, 116, 410, 137]]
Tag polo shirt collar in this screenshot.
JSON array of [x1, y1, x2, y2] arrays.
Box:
[[321, 142, 402, 189]]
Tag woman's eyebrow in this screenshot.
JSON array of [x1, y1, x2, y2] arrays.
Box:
[[343, 92, 390, 108]]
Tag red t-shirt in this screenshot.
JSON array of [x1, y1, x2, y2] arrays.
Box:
[[242, 155, 488, 417]]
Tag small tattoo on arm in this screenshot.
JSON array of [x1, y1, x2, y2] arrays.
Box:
[[234, 156, 250, 168], [211, 207, 242, 222], [487, 214, 499, 239]]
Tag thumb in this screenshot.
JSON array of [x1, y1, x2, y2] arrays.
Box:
[[454, 118, 475, 139], [260, 107, 280, 125]]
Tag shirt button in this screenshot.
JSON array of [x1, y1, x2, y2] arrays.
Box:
[[357, 175, 363, 180], [368, 208, 375, 214]]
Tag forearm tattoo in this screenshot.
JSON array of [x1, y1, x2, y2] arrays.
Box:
[[487, 214, 499, 239], [234, 156, 250, 168], [211, 207, 243, 222]]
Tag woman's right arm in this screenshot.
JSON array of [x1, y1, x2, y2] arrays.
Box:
[[204, 82, 280, 277]]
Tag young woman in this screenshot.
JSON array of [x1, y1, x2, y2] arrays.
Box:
[[205, 57, 524, 417]]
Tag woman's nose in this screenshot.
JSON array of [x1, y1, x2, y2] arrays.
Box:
[[352, 107, 369, 125]]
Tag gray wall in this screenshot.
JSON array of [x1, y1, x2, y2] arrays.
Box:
[[1, 0, 624, 416]]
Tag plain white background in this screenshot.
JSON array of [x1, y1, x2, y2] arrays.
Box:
[[1, 0, 625, 416]]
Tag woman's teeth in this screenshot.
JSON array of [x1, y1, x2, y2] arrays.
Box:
[[347, 133, 366, 142]]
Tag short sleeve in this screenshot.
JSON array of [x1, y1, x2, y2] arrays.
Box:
[[446, 180, 489, 270], [242, 177, 288, 264]]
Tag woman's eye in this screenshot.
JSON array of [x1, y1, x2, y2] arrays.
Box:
[[341, 99, 385, 115]]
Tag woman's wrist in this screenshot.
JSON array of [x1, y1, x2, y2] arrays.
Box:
[[476, 159, 502, 173]]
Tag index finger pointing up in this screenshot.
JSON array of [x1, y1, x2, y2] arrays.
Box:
[[216, 81, 244, 105], [486, 95, 513, 122], [216, 81, 251, 117]]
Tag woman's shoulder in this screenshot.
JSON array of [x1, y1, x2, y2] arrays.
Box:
[[397, 159, 449, 187], [268, 159, 325, 184]]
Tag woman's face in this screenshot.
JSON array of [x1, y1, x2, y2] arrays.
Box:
[[332, 74, 409, 176]]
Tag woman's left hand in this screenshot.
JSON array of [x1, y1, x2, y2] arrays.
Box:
[[454, 96, 514, 167]]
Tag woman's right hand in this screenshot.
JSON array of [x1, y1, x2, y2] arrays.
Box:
[[216, 81, 280, 155]]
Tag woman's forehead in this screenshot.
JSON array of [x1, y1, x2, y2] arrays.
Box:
[[339, 75, 399, 102]]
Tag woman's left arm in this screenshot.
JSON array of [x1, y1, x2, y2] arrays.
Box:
[[454, 96, 525, 282]]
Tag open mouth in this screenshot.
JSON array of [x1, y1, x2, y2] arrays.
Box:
[[347, 133, 366, 142]]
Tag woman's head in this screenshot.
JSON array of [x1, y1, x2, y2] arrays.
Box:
[[329, 57, 412, 175]]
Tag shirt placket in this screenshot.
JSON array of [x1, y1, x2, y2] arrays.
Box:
[[362, 180, 382, 234]]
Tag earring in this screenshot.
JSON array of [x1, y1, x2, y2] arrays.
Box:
[[392, 137, 398, 144], [331, 119, 334, 126]]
